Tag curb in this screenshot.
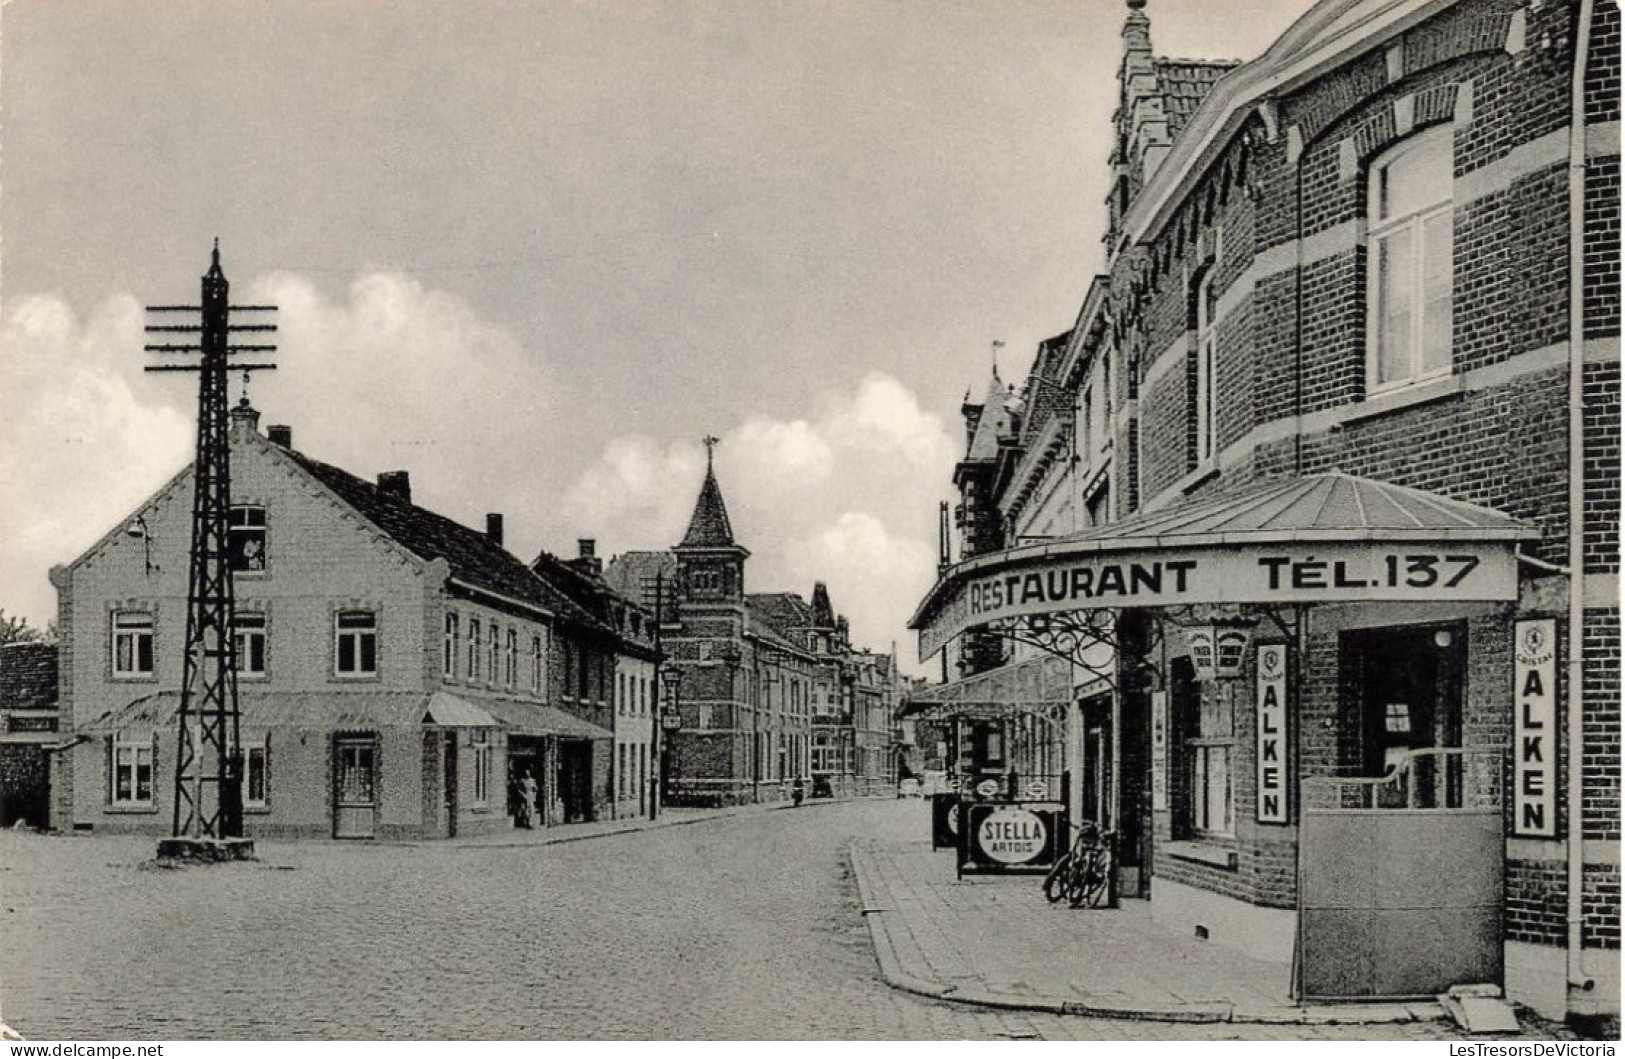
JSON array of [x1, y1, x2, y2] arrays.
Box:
[[847, 839, 1446, 1028]]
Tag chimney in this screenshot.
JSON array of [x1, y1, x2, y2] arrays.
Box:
[[377, 470, 411, 503], [573, 538, 603, 577], [267, 425, 293, 449], [486, 513, 505, 548], [229, 398, 260, 438]]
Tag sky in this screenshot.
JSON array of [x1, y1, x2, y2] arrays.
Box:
[[0, 0, 1317, 670]]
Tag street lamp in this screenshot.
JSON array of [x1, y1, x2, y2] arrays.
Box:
[[125, 516, 159, 576], [659, 666, 683, 809]]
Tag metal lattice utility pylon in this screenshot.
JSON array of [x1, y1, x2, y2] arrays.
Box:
[[144, 242, 277, 839]]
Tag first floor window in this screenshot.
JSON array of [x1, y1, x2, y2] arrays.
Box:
[[233, 613, 268, 678], [113, 737, 154, 805], [531, 634, 544, 694], [505, 629, 517, 688], [1368, 126, 1454, 391], [244, 739, 269, 808], [488, 626, 500, 687], [113, 611, 155, 677], [468, 620, 482, 682], [334, 610, 377, 676], [472, 730, 491, 805]]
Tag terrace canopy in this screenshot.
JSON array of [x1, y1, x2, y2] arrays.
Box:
[[909, 472, 1539, 661]]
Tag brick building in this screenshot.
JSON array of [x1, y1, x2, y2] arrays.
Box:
[[0, 641, 61, 829], [911, 0, 1618, 1022], [52, 402, 642, 839], [604, 447, 903, 805]]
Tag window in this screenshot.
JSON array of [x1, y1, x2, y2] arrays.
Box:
[[471, 729, 491, 806], [334, 610, 377, 676], [531, 635, 544, 694], [619, 744, 629, 798], [505, 628, 517, 688], [112, 612, 155, 678], [243, 739, 268, 809], [228, 506, 268, 572], [468, 620, 481, 682], [1181, 676, 1235, 838], [113, 737, 154, 805], [444, 613, 459, 679], [1368, 127, 1453, 391], [1192, 269, 1218, 467], [233, 613, 268, 678], [487, 627, 499, 686]]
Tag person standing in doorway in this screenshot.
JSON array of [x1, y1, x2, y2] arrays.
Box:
[[519, 770, 539, 829]]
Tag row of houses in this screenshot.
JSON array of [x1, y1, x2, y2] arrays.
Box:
[[0, 397, 908, 838], [906, 0, 1618, 1024], [602, 449, 912, 807]]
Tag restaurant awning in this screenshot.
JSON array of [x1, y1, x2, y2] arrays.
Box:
[[910, 472, 1540, 661]]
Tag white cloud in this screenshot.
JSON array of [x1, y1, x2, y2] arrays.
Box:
[[561, 435, 706, 549], [565, 371, 956, 670], [246, 271, 576, 563], [784, 510, 938, 658], [0, 293, 192, 628]]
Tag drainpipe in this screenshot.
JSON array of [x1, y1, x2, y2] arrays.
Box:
[[1564, 0, 1595, 1003]]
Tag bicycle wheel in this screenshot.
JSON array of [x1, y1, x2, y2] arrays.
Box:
[[1042, 852, 1072, 903], [1063, 851, 1091, 907], [1072, 847, 1111, 908]]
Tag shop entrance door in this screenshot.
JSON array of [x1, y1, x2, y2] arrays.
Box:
[[558, 740, 593, 823], [334, 736, 379, 839], [442, 731, 457, 838]]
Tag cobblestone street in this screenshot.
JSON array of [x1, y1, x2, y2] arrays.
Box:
[[0, 801, 1563, 1040]]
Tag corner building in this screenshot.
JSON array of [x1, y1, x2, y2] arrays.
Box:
[[911, 0, 1619, 1022], [52, 403, 636, 840]]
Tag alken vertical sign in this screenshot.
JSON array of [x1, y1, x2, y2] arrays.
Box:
[[1514, 618, 1557, 837], [1256, 643, 1288, 824]]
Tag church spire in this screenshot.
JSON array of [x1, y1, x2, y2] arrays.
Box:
[[681, 435, 741, 549]]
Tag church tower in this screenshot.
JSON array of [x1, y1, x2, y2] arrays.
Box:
[[673, 435, 749, 605]]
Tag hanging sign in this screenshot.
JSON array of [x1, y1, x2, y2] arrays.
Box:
[[1513, 619, 1557, 837], [1255, 643, 1289, 824], [1151, 691, 1168, 812]]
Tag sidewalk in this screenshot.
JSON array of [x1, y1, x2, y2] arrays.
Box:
[[849, 834, 1452, 1027], [392, 796, 851, 849]]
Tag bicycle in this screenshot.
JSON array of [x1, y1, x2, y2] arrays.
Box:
[[1042, 821, 1115, 908]]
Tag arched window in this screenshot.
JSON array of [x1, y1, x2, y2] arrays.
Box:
[[1368, 126, 1453, 391]]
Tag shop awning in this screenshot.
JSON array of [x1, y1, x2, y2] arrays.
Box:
[[421, 691, 503, 728], [82, 690, 451, 734], [910, 472, 1540, 660], [479, 698, 613, 741], [900, 656, 1076, 721]]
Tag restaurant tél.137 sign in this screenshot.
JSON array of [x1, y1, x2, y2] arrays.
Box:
[[919, 543, 1514, 658]]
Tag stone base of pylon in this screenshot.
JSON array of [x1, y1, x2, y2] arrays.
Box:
[[155, 836, 256, 862]]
